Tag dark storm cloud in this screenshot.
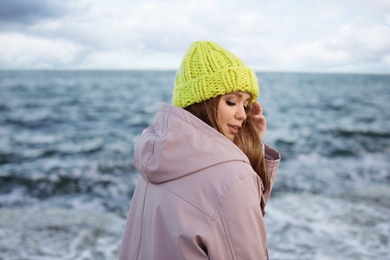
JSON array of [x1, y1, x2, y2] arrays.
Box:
[[0, 0, 71, 24]]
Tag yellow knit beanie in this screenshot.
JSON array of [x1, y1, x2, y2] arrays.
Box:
[[172, 41, 259, 108]]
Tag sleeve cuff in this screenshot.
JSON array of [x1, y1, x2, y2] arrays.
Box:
[[264, 143, 281, 161]]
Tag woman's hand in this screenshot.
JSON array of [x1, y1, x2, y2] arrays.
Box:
[[250, 101, 266, 141]]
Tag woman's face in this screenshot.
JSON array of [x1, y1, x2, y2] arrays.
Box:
[[217, 92, 251, 141]]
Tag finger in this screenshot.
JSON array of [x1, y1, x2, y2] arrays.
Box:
[[256, 101, 263, 115], [251, 101, 262, 116]]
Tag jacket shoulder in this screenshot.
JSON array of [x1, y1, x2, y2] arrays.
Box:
[[161, 160, 259, 222]]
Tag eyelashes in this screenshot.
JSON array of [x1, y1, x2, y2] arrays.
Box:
[[226, 100, 251, 114], [226, 100, 236, 106]]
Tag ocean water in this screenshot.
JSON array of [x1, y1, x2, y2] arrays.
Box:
[[0, 70, 389, 259]]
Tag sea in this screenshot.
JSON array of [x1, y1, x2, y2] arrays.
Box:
[[0, 70, 389, 260]]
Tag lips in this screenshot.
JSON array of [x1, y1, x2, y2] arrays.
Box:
[[228, 124, 240, 135]]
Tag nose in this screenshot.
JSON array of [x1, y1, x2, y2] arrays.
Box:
[[235, 106, 247, 122]]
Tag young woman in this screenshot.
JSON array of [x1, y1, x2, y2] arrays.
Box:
[[120, 41, 281, 260]]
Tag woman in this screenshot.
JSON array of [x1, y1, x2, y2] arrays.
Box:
[[120, 41, 281, 259]]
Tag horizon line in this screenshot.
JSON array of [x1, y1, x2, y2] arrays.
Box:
[[0, 68, 389, 76]]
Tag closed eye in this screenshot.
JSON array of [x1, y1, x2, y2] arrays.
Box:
[[226, 100, 236, 106], [226, 100, 251, 114]]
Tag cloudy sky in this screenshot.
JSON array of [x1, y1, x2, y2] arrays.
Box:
[[1, 0, 389, 73]]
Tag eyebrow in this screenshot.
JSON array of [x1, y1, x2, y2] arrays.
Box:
[[227, 92, 251, 101]]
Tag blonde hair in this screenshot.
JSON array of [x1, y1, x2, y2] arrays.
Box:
[[185, 97, 269, 193]]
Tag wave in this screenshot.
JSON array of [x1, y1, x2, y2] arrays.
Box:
[[0, 207, 124, 259], [0, 167, 136, 202], [333, 129, 390, 138]]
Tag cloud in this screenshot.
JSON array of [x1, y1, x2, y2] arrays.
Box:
[[0, 0, 73, 24], [327, 18, 390, 62], [0, 0, 389, 72], [0, 33, 84, 68]]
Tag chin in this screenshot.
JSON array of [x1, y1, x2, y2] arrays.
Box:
[[226, 135, 235, 142], [222, 130, 234, 141]]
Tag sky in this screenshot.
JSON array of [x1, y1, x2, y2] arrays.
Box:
[[0, 0, 389, 73]]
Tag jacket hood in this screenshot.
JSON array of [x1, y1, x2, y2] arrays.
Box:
[[133, 104, 250, 184]]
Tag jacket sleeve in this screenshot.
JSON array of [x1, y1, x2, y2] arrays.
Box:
[[263, 143, 281, 205], [207, 174, 269, 260]]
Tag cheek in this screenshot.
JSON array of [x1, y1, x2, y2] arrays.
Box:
[[217, 103, 223, 122], [218, 112, 233, 129], [217, 106, 227, 124], [217, 100, 235, 125]]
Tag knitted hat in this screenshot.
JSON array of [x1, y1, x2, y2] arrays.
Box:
[[172, 41, 259, 108]]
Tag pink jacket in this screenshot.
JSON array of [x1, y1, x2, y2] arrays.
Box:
[[120, 104, 281, 260]]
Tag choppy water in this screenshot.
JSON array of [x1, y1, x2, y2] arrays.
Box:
[[0, 70, 389, 259]]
